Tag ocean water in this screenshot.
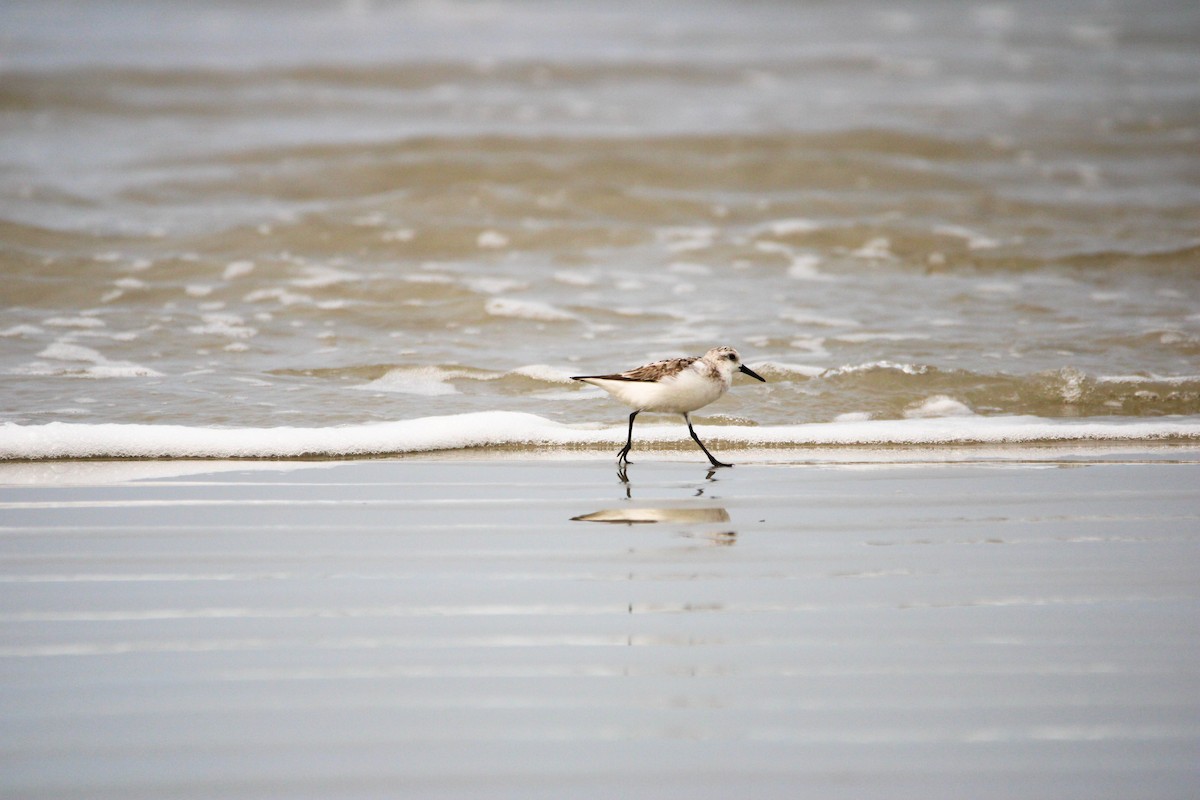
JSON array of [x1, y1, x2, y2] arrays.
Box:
[[2, 0, 1199, 458]]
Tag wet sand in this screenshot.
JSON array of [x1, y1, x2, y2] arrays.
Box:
[[2, 451, 1199, 799]]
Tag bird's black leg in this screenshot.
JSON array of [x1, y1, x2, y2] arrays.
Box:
[[684, 413, 732, 468], [617, 410, 639, 465]]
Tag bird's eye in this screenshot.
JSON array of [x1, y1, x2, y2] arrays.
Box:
[[727, 353, 737, 361]]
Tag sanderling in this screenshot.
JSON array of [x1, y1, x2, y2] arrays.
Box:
[[572, 346, 766, 468]]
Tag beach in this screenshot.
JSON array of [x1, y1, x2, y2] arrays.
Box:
[[3, 0, 1199, 795], [2, 449, 1198, 799]]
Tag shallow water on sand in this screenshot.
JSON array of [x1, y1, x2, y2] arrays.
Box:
[[2, 0, 1199, 451]]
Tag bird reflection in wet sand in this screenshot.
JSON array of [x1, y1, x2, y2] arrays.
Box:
[[571, 507, 731, 524], [570, 506, 737, 545]]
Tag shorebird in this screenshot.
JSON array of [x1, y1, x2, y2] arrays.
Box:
[[572, 346, 765, 468]]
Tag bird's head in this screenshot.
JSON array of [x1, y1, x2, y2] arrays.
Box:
[[704, 346, 765, 382]]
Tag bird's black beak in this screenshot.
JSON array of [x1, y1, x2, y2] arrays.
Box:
[[739, 364, 766, 382]]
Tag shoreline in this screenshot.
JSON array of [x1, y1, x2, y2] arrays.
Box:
[[0, 441, 1198, 485], [3, 412, 1200, 462]]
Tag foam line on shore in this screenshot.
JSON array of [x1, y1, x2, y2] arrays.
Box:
[[3, 412, 1200, 461]]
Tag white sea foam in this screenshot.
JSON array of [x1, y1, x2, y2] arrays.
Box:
[[755, 240, 792, 257], [510, 364, 576, 383], [934, 224, 1001, 250], [244, 288, 312, 306], [755, 361, 825, 379], [822, 361, 931, 377], [789, 338, 830, 358], [39, 343, 102, 362], [835, 332, 932, 343], [485, 298, 576, 322], [764, 218, 824, 236], [355, 367, 463, 396], [658, 226, 718, 253], [291, 265, 358, 288], [1098, 374, 1200, 385], [44, 316, 105, 329], [786, 253, 827, 280], [188, 314, 257, 340], [780, 311, 861, 328], [222, 260, 255, 280], [24, 343, 163, 378], [0, 325, 43, 338], [2, 413, 1197, 461], [476, 230, 510, 249], [552, 270, 596, 287], [851, 237, 894, 260], [904, 395, 975, 418], [753, 240, 831, 281], [465, 277, 527, 294]]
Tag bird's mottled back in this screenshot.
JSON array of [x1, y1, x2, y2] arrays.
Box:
[[615, 356, 698, 382]]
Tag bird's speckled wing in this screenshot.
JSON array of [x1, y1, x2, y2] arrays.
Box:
[[579, 357, 697, 383]]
